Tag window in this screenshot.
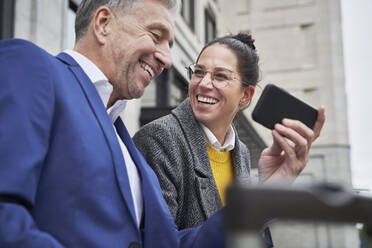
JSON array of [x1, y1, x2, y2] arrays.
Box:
[[171, 69, 188, 105], [139, 67, 188, 126], [0, 0, 15, 39], [65, 0, 78, 49], [155, 67, 188, 107], [181, 0, 195, 31], [205, 9, 216, 43]]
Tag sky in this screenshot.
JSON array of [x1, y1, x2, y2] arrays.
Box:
[[341, 0, 372, 190]]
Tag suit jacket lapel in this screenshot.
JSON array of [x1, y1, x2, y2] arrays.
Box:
[[56, 52, 138, 227], [113, 118, 144, 173], [114, 117, 180, 246], [113, 118, 153, 196]]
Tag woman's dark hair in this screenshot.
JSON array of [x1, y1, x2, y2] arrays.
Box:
[[196, 32, 260, 88]]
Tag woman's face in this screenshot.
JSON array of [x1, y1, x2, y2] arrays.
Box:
[[188, 43, 253, 131]]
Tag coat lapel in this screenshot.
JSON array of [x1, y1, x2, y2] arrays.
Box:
[[172, 99, 223, 217], [231, 139, 251, 185], [171, 99, 212, 178], [171, 99, 251, 218], [56, 52, 138, 228]]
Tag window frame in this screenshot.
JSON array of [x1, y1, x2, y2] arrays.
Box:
[[181, 0, 195, 32], [204, 8, 216, 43]]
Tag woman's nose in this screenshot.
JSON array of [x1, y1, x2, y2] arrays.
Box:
[[198, 72, 214, 88]]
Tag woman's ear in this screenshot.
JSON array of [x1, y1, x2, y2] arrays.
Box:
[[239, 85, 255, 107]]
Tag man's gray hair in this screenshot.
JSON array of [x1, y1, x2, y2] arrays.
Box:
[[75, 0, 180, 42]]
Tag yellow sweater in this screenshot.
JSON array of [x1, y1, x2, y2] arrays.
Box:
[[206, 143, 234, 205]]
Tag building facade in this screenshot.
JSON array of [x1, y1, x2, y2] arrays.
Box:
[[1, 0, 358, 247], [218, 0, 358, 247]]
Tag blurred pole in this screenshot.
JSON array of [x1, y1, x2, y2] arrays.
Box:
[[225, 182, 372, 248], [227, 231, 264, 248]]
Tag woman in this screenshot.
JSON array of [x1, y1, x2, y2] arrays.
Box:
[[133, 33, 325, 233]]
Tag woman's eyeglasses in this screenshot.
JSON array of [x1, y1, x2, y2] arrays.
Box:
[[185, 63, 240, 89]]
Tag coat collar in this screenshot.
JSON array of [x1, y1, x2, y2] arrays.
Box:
[[172, 99, 212, 178], [171, 99, 251, 217], [59, 51, 127, 122], [171, 98, 250, 180]]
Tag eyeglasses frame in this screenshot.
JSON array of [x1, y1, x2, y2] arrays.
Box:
[[185, 63, 242, 89]]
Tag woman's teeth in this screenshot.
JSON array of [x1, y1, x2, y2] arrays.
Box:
[[197, 95, 217, 104]]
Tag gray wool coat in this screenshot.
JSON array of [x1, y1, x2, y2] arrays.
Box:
[[133, 98, 251, 230]]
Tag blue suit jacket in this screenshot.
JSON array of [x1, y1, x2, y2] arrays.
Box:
[[0, 39, 224, 248]]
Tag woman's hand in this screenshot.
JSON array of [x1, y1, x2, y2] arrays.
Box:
[[258, 107, 326, 184]]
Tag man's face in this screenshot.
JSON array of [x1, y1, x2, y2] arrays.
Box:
[[104, 0, 174, 100]]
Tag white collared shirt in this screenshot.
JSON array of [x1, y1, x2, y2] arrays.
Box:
[[200, 123, 236, 151], [64, 49, 143, 227]]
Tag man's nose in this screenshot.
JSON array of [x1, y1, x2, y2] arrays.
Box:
[[155, 43, 172, 69]]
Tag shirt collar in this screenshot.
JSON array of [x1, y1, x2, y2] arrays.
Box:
[[200, 122, 235, 151], [64, 49, 127, 122]]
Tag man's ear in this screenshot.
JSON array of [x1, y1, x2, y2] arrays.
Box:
[[92, 6, 114, 45], [239, 85, 255, 107]]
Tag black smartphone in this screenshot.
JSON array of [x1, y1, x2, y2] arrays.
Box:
[[252, 84, 318, 129]]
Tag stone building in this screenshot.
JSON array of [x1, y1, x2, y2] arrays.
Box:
[[218, 0, 358, 247], [0, 0, 358, 247]]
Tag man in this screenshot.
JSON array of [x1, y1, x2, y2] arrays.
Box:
[[0, 0, 223, 247], [0, 0, 325, 247]]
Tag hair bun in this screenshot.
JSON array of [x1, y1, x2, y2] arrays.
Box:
[[233, 33, 256, 50]]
